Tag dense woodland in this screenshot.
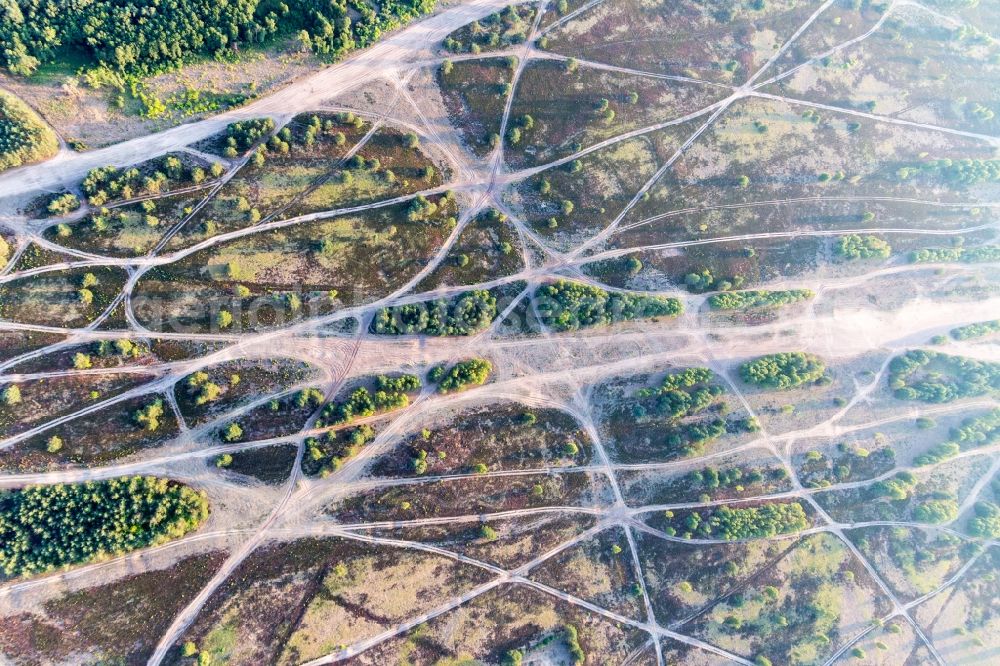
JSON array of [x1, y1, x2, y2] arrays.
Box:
[[0, 476, 208, 577], [0, 0, 436, 78], [0, 89, 58, 171]]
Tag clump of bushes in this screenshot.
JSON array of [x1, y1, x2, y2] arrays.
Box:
[[951, 320, 1000, 340], [221, 117, 275, 157], [303, 425, 376, 476], [909, 245, 1000, 264]]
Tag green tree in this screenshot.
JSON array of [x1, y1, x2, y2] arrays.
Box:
[[221, 422, 243, 443], [1, 384, 21, 406]]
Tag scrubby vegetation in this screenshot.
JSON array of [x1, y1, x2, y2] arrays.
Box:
[[0, 0, 438, 78], [0, 89, 58, 171], [81, 154, 215, 206], [660, 502, 810, 540], [951, 320, 1000, 341], [707, 289, 814, 311], [535, 280, 682, 332], [0, 477, 208, 577], [740, 353, 827, 390], [371, 290, 497, 336], [315, 374, 421, 426], [889, 350, 1000, 403], [614, 367, 751, 460]]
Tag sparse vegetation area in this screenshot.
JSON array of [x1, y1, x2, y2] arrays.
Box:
[[3, 1, 1000, 662]]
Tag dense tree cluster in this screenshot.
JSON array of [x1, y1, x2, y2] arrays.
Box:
[[909, 245, 1000, 263], [968, 501, 1000, 538], [914, 409, 1000, 466], [0, 89, 58, 171], [443, 4, 535, 53], [44, 193, 81, 217], [0, 476, 208, 576], [740, 352, 827, 390], [951, 319, 1000, 340], [0, 0, 437, 78], [664, 502, 809, 540], [81, 154, 209, 205], [835, 234, 891, 260], [437, 358, 492, 393], [896, 158, 1000, 186], [535, 280, 682, 332], [315, 374, 421, 426], [371, 290, 497, 336], [303, 424, 376, 476], [634, 368, 723, 420], [707, 289, 814, 310], [888, 350, 1000, 402]]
